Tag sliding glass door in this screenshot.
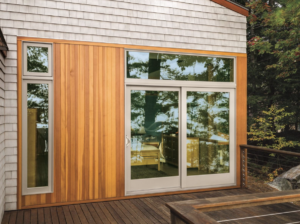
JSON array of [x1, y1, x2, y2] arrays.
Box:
[[182, 88, 235, 189], [125, 49, 236, 195], [125, 86, 181, 194], [126, 87, 235, 194]]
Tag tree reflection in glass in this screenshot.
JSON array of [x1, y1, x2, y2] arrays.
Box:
[[127, 51, 234, 82], [27, 46, 49, 73], [187, 91, 230, 176], [27, 83, 49, 187], [131, 90, 179, 179]]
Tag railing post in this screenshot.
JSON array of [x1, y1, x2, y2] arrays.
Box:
[[240, 146, 247, 188]]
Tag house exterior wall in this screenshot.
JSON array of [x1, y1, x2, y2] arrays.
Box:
[[0, 52, 6, 219], [0, 0, 247, 211]]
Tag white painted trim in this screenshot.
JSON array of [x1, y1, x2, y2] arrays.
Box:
[[182, 87, 236, 188], [125, 86, 181, 195], [22, 80, 54, 195], [23, 42, 53, 78]]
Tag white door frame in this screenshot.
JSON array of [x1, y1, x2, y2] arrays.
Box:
[[125, 86, 236, 195], [181, 87, 236, 190], [125, 86, 181, 196]]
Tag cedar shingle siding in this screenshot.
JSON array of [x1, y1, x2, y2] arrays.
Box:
[[0, 0, 247, 211]]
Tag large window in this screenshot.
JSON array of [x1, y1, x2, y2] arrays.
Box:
[[127, 51, 234, 82], [22, 42, 53, 195], [125, 50, 236, 194]]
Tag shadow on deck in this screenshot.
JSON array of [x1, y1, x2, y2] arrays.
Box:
[[2, 188, 300, 224]]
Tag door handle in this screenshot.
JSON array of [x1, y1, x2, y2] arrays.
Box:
[[126, 135, 131, 147]]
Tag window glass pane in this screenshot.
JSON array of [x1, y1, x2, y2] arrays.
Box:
[[187, 91, 230, 176], [27, 46, 49, 73], [27, 83, 49, 187], [127, 51, 234, 82], [131, 90, 179, 179]]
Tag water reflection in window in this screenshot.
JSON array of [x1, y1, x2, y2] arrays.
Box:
[[127, 51, 234, 82], [27, 83, 49, 187], [131, 90, 179, 179], [186, 91, 230, 176]]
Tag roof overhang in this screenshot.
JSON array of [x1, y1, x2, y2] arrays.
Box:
[[211, 0, 249, 17], [0, 28, 9, 58]]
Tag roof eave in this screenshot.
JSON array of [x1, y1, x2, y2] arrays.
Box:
[[211, 0, 249, 17]]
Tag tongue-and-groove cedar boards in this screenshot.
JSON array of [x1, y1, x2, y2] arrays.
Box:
[[18, 41, 125, 208], [17, 37, 247, 209]]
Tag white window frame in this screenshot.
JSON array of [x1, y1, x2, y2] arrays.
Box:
[[23, 42, 53, 77], [124, 49, 237, 196], [22, 42, 54, 195]]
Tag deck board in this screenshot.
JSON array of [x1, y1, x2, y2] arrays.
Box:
[[3, 189, 300, 224]]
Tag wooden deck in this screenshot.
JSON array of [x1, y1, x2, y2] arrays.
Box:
[[2, 188, 300, 224]]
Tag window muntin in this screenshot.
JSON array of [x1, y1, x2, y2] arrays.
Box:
[[127, 51, 234, 82], [23, 42, 52, 77]]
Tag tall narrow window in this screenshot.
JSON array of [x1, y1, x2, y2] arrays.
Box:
[[22, 42, 53, 195]]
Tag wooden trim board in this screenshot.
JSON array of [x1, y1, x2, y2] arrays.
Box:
[[17, 37, 247, 209], [211, 0, 249, 17]]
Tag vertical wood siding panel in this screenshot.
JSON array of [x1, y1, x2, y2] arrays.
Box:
[[83, 45, 89, 201], [54, 43, 62, 203], [236, 56, 247, 187], [70, 44, 76, 202], [20, 44, 126, 207], [77, 45, 85, 202], [117, 48, 125, 197], [93, 46, 99, 200], [111, 48, 117, 198], [88, 46, 94, 200], [66, 44, 71, 203], [60, 44, 66, 203], [99, 47, 105, 199], [74, 45, 79, 203]]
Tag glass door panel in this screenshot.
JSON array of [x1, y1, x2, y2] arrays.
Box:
[[182, 88, 235, 189], [186, 91, 230, 176], [126, 87, 181, 194]]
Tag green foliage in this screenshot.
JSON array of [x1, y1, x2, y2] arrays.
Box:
[[248, 105, 300, 150], [246, 0, 300, 133]]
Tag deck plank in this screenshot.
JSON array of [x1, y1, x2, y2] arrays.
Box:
[[62, 206, 74, 224], [23, 210, 30, 224], [30, 209, 37, 224], [112, 201, 140, 224], [74, 205, 89, 224], [43, 208, 52, 224], [4, 189, 300, 224], [85, 203, 103, 224], [1, 212, 10, 224], [96, 202, 117, 224], [107, 201, 132, 224], [49, 207, 59, 224], [120, 200, 153, 224], [68, 205, 82, 224], [15, 210, 24, 224], [90, 203, 110, 224], [139, 198, 169, 223], [37, 208, 45, 224], [103, 202, 126, 224], [80, 204, 96, 224], [130, 199, 163, 224], [56, 207, 67, 224]]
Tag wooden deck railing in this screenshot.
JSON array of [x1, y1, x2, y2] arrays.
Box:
[[239, 144, 300, 189]]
